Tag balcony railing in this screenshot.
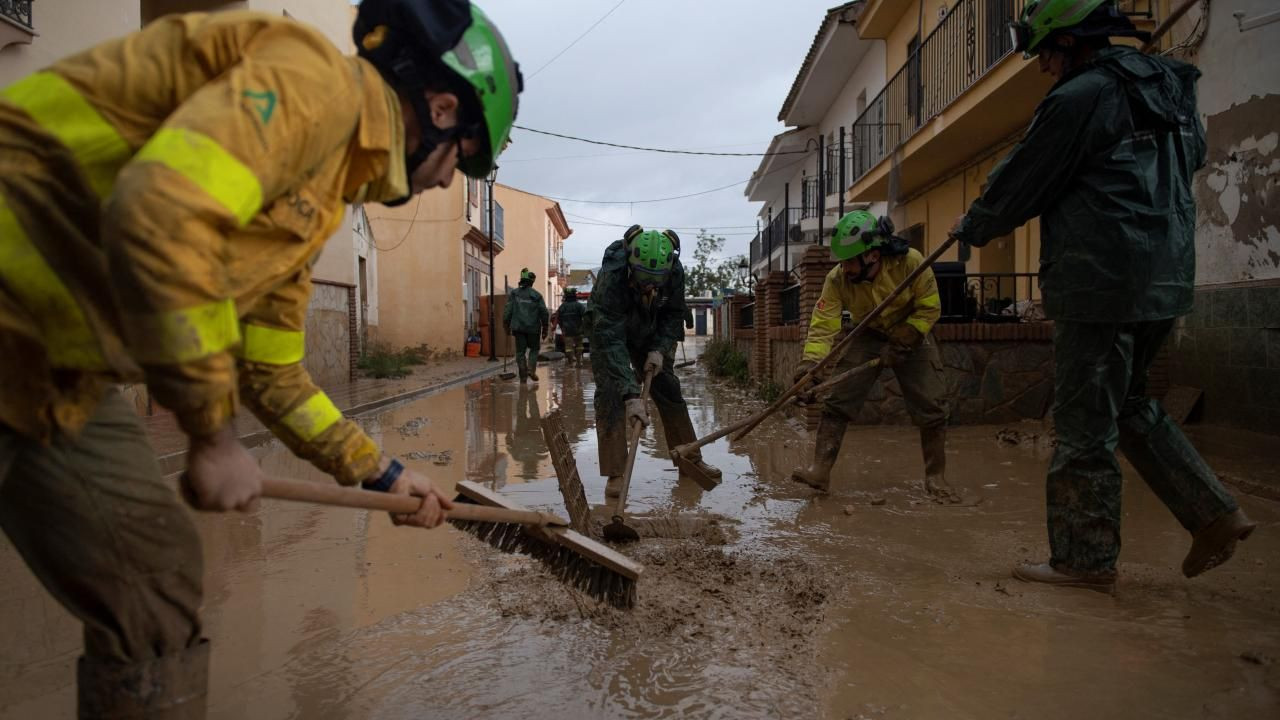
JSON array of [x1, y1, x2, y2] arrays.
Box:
[[848, 0, 1025, 188], [934, 265, 1041, 323], [481, 200, 505, 249], [1, 0, 32, 30], [780, 283, 802, 326], [800, 176, 824, 220]]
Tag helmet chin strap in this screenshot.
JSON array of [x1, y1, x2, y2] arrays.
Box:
[[383, 91, 463, 207]]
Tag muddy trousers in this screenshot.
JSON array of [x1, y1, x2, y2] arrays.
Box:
[[823, 332, 948, 428], [513, 331, 541, 379], [563, 334, 583, 364], [0, 389, 207, 717], [593, 355, 702, 476], [1048, 320, 1238, 573]]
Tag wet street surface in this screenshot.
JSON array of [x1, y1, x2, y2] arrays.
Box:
[[2, 355, 1278, 719]]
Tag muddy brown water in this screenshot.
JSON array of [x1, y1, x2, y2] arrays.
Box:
[[1, 357, 1278, 719]]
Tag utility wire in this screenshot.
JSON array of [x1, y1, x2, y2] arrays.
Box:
[[527, 0, 627, 79], [513, 125, 808, 157], [536, 155, 809, 206], [563, 211, 757, 231]]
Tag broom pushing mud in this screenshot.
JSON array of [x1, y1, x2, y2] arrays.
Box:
[[261, 477, 642, 609], [671, 235, 959, 487]]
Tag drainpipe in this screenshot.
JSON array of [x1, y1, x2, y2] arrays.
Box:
[[817, 134, 825, 245], [784, 182, 791, 276], [838, 126, 846, 219]]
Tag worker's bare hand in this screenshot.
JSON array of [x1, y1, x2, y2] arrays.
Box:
[[388, 467, 455, 528], [183, 424, 263, 512]]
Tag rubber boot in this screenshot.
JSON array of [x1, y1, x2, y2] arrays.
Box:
[[78, 640, 210, 719], [605, 476, 624, 500], [920, 426, 961, 504], [790, 413, 847, 492], [1012, 563, 1117, 594], [664, 408, 722, 481], [1183, 509, 1257, 578]]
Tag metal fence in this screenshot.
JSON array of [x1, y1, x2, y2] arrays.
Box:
[[800, 176, 823, 220], [739, 302, 755, 329], [848, 0, 1025, 187], [780, 284, 802, 326], [0, 0, 32, 29], [935, 269, 1041, 323]]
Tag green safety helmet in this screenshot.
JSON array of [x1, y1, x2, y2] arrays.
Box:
[[520, 267, 536, 283], [564, 286, 578, 300], [625, 228, 676, 284], [830, 210, 894, 262], [1009, 0, 1147, 58], [355, 1, 522, 185]]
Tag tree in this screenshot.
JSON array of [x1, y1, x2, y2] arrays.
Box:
[[684, 231, 747, 297]]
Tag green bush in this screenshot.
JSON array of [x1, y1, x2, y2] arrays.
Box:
[[702, 339, 751, 386], [757, 380, 784, 403], [358, 342, 430, 379]]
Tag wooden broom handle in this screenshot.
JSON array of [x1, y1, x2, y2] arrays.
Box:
[[729, 234, 958, 441], [261, 477, 568, 527]]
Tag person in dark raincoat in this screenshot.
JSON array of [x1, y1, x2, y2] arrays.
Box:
[[588, 225, 721, 499], [503, 267, 548, 384], [553, 286, 586, 365], [952, 0, 1255, 592]]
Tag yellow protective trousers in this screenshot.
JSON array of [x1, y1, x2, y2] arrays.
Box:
[[0, 11, 410, 484]]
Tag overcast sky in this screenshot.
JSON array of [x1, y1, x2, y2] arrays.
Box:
[[478, 0, 839, 269]]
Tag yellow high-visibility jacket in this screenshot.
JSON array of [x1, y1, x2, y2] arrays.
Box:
[[0, 11, 409, 484], [802, 250, 942, 363]]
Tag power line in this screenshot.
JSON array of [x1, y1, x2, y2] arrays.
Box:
[[527, 0, 627, 79], [513, 125, 808, 157], [562, 211, 757, 231], [499, 140, 792, 164], [534, 155, 808, 205]]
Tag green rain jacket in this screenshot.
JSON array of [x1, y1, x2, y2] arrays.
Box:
[[953, 46, 1206, 322], [556, 298, 585, 335], [588, 240, 688, 397], [503, 284, 548, 335]]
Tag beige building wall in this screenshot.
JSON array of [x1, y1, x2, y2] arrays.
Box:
[[493, 184, 553, 304], [369, 179, 469, 353], [0, 2, 140, 82]]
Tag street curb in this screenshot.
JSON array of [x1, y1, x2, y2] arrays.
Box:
[[155, 362, 507, 476]]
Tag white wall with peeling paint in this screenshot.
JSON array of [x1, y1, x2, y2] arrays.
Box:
[[1192, 0, 1280, 286]]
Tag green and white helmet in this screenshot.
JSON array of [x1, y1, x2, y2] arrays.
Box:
[[626, 229, 676, 284], [1009, 0, 1145, 58], [520, 267, 536, 283], [830, 210, 894, 262], [355, 1, 522, 181]]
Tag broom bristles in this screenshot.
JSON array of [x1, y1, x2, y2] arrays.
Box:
[[449, 496, 638, 609]]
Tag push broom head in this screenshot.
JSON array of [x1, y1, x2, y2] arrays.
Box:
[[449, 481, 641, 609]]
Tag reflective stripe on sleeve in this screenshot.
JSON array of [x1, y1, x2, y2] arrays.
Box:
[[906, 317, 934, 336], [127, 299, 240, 365], [237, 324, 305, 365], [281, 391, 343, 442], [1, 71, 130, 198], [917, 292, 941, 309], [0, 202, 107, 369], [133, 128, 263, 226]]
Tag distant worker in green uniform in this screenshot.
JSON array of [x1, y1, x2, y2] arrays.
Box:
[[503, 267, 548, 384], [791, 210, 959, 503], [589, 225, 721, 498], [553, 287, 586, 366], [952, 0, 1255, 592]]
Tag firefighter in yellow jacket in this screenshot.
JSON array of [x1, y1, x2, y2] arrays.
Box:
[[790, 210, 961, 503], [0, 0, 521, 715]]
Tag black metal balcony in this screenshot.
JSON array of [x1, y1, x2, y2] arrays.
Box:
[[848, 0, 1026, 188], [800, 176, 824, 220], [1, 0, 32, 30]]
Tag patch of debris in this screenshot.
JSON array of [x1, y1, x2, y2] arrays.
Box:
[[397, 417, 430, 438]]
